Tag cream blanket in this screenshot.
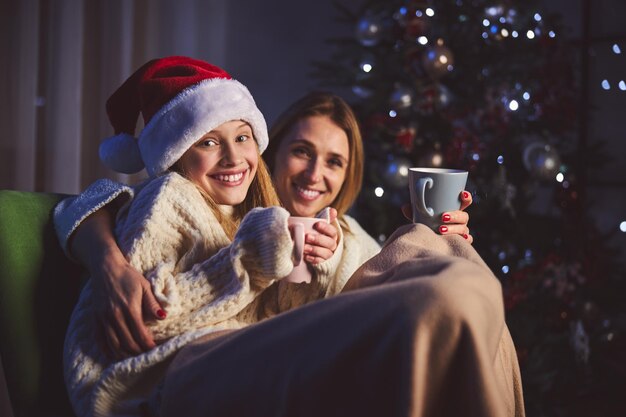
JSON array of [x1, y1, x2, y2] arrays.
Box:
[[157, 223, 525, 417]]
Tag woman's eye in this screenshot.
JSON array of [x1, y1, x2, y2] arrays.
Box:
[[328, 158, 344, 168], [292, 147, 311, 158], [236, 134, 250, 142]]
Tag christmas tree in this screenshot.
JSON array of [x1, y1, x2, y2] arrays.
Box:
[[312, 1, 626, 415]]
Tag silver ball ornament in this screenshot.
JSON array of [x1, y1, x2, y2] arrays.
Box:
[[355, 15, 385, 47], [389, 84, 415, 110], [382, 156, 411, 188], [421, 44, 454, 80], [523, 142, 561, 180]]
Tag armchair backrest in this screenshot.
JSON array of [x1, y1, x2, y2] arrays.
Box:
[[0, 190, 84, 417]]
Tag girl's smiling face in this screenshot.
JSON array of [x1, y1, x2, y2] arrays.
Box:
[[177, 120, 258, 205], [272, 115, 349, 217]]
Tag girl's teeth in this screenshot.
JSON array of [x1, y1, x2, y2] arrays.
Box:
[[215, 172, 243, 182]]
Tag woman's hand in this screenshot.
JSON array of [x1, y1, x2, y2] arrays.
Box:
[[401, 190, 474, 243], [70, 207, 165, 359], [91, 248, 164, 359], [303, 208, 339, 264], [439, 190, 473, 244]]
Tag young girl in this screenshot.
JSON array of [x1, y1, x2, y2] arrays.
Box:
[[60, 56, 297, 417]]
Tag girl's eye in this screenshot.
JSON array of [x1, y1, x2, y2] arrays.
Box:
[[198, 139, 217, 147], [236, 134, 250, 142]]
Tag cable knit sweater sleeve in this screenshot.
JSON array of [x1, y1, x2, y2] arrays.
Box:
[[114, 172, 295, 341], [53, 178, 134, 258]]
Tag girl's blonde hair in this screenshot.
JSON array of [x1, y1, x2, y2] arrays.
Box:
[[173, 146, 280, 240], [264, 92, 364, 225]]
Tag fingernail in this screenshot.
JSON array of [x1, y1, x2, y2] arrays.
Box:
[[463, 191, 470, 199], [463, 233, 468, 240], [442, 213, 451, 222], [157, 309, 167, 319], [439, 225, 448, 233]]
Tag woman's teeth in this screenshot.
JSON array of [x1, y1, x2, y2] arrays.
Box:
[[214, 172, 244, 182], [296, 185, 321, 199]]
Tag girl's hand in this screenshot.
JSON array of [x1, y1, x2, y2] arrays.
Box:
[[439, 190, 473, 244], [303, 208, 339, 264]]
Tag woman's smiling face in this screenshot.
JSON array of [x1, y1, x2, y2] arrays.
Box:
[[272, 115, 349, 217]]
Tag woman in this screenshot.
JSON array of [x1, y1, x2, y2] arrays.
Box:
[[260, 92, 473, 308], [56, 92, 472, 358], [266, 92, 472, 239]]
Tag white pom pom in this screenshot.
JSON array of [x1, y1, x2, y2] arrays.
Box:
[[99, 133, 145, 174]]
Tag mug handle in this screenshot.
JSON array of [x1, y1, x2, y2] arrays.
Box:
[[417, 177, 435, 217], [291, 223, 305, 266]]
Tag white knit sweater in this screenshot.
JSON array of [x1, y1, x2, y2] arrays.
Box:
[[62, 173, 296, 417], [55, 173, 381, 416]]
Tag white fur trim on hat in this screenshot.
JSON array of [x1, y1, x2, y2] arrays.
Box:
[[138, 78, 268, 177], [99, 133, 145, 174]]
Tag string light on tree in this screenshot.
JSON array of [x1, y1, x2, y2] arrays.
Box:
[[556, 172, 565, 182], [394, 4, 431, 42], [482, 4, 517, 41], [358, 52, 376, 75]]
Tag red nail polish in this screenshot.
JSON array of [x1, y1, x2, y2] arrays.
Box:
[[439, 225, 448, 233], [157, 309, 167, 319], [463, 191, 470, 199], [442, 213, 451, 222], [463, 233, 468, 239]]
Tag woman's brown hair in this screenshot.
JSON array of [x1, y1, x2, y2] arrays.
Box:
[[264, 92, 364, 221]]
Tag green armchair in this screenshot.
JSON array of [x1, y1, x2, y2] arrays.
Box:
[[0, 190, 84, 417]]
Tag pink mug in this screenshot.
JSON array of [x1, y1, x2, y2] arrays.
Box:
[[285, 216, 328, 283]]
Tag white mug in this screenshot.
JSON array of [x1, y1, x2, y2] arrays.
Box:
[[408, 167, 468, 230]]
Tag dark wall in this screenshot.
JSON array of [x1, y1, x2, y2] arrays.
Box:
[[222, 0, 352, 125]]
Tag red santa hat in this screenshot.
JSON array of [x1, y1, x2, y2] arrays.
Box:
[[99, 56, 269, 176]]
